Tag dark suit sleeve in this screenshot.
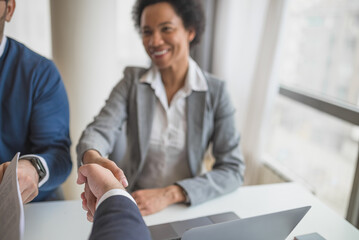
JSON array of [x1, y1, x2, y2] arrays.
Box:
[[90, 195, 151, 240]]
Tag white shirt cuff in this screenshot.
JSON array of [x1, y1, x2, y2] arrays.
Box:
[[96, 189, 136, 210], [19, 154, 49, 188]]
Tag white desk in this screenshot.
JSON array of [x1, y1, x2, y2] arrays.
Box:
[[24, 183, 359, 240]]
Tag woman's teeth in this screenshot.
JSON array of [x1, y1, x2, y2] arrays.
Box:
[[153, 49, 168, 56]]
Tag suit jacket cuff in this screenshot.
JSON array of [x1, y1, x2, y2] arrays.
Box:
[[97, 189, 136, 210]]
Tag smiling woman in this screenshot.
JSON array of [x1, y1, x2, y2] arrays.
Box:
[[77, 0, 245, 217], [139, 2, 195, 99]]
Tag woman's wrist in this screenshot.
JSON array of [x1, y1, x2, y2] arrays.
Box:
[[165, 185, 186, 204], [82, 149, 102, 164]]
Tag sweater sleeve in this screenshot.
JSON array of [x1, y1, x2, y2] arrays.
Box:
[[28, 59, 72, 193]]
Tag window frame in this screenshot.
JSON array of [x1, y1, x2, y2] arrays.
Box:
[[278, 84, 359, 227]]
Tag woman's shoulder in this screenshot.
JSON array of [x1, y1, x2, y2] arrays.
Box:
[[123, 66, 149, 81], [202, 71, 226, 93]]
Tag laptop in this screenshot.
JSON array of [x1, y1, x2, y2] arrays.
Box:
[[149, 211, 240, 240], [182, 206, 311, 240], [150, 206, 311, 240]]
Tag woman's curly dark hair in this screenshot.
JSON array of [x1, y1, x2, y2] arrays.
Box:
[[132, 0, 205, 47]]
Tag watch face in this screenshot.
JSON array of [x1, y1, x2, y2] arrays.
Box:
[[30, 157, 46, 181]]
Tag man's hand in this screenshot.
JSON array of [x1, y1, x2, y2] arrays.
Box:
[[77, 164, 125, 222], [81, 150, 128, 221], [18, 160, 39, 204], [82, 150, 128, 187], [80, 184, 97, 222], [0, 160, 39, 204], [132, 185, 186, 216], [0, 162, 10, 184]]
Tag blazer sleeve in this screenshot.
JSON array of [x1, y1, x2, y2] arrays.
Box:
[[89, 195, 151, 240], [29, 59, 72, 193], [176, 81, 245, 206], [76, 68, 135, 165]]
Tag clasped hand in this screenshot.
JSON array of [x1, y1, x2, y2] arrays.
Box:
[[80, 150, 187, 218], [0, 160, 39, 204], [77, 163, 127, 222]]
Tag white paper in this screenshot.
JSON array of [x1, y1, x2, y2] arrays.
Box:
[[0, 153, 24, 240]]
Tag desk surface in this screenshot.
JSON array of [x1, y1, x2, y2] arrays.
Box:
[[24, 183, 359, 240]]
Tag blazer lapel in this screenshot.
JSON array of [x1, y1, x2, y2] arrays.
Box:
[[187, 91, 206, 176], [137, 83, 155, 166]]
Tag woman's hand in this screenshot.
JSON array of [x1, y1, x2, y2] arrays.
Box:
[[132, 185, 186, 216], [77, 164, 125, 222], [81, 150, 129, 219], [82, 150, 128, 187]]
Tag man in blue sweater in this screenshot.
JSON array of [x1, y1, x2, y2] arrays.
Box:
[[0, 0, 72, 202]]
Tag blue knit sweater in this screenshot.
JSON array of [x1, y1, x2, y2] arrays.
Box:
[[0, 37, 72, 201]]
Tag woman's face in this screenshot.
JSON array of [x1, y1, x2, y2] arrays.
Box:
[[140, 2, 195, 70]]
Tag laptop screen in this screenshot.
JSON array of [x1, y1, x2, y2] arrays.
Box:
[[182, 206, 311, 240]]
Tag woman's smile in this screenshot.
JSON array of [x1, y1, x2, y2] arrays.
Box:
[[151, 48, 170, 58]]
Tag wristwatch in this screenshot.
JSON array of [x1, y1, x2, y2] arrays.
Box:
[[25, 157, 46, 182]]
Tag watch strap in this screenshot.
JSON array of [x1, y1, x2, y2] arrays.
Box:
[[21, 156, 46, 182]]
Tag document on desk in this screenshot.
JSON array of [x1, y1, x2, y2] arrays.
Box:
[[0, 153, 24, 240]]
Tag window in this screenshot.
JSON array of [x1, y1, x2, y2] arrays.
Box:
[[278, 0, 359, 106], [266, 95, 358, 216], [265, 0, 359, 218]]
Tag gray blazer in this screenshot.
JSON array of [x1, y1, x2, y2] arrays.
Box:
[[77, 67, 245, 206]]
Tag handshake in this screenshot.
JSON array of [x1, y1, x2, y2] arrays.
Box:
[[77, 164, 152, 240], [77, 164, 129, 222]]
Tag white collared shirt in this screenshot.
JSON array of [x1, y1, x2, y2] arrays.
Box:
[[0, 35, 7, 58], [135, 58, 208, 189]]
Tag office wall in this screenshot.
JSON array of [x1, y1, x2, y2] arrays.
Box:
[[4, 0, 148, 200], [50, 0, 120, 199], [4, 0, 51, 58]]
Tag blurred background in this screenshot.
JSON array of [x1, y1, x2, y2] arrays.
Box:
[[5, 0, 359, 227]]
